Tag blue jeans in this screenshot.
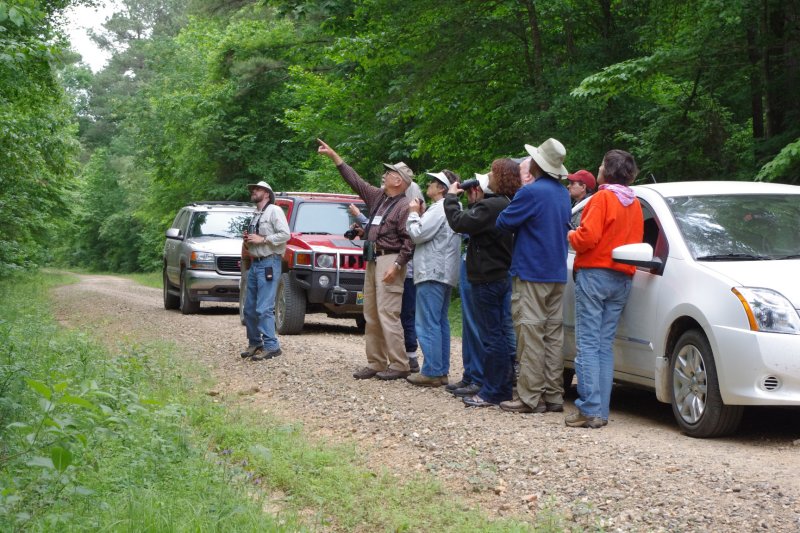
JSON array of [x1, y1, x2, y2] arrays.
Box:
[[415, 281, 452, 377], [244, 255, 282, 352], [573, 268, 632, 419], [459, 258, 483, 385], [472, 277, 515, 403], [401, 277, 418, 352], [502, 274, 517, 364]]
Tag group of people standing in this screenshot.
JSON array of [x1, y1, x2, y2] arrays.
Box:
[[313, 138, 643, 428]]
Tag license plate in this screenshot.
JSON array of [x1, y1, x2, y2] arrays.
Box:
[[356, 291, 364, 305]]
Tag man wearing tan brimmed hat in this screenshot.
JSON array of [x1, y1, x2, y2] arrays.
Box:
[[241, 180, 290, 361], [317, 138, 415, 381], [496, 138, 572, 415]]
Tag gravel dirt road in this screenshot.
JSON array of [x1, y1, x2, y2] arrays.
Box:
[[52, 274, 800, 531]]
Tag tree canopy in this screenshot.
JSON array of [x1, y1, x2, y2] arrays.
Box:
[[1, 0, 798, 274]]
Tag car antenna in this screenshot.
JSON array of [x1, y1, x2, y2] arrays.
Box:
[[647, 172, 657, 183]]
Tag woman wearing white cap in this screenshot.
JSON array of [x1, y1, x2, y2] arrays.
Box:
[[405, 170, 461, 387]]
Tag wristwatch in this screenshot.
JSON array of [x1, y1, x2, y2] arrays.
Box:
[[394, 261, 402, 270]]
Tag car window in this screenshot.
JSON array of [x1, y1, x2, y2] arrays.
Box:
[[293, 202, 365, 234], [188, 210, 253, 239], [666, 194, 800, 260]]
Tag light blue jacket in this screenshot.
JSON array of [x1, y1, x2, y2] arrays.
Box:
[[406, 199, 460, 287]]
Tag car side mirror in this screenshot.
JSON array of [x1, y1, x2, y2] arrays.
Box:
[[612, 243, 663, 274], [165, 228, 182, 240]]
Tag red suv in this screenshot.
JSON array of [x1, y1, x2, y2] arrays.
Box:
[[241, 192, 368, 333]]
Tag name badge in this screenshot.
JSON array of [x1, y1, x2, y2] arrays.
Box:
[[371, 215, 383, 225]]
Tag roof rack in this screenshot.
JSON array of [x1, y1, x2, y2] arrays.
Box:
[[189, 201, 254, 207], [276, 192, 361, 200]]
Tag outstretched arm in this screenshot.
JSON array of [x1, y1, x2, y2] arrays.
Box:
[[317, 138, 343, 166]]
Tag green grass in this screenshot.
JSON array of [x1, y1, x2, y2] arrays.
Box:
[[0, 272, 560, 531]]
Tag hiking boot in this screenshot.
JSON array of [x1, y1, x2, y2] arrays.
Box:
[[353, 367, 380, 380], [451, 383, 481, 398], [406, 373, 445, 387], [543, 401, 564, 413], [240, 345, 263, 358], [252, 348, 282, 361], [499, 399, 534, 413], [462, 394, 498, 408], [408, 357, 420, 373], [376, 368, 411, 380], [445, 379, 469, 392], [565, 412, 604, 429]]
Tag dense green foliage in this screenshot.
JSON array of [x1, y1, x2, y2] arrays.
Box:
[[0, 272, 543, 530], [1, 0, 798, 273]]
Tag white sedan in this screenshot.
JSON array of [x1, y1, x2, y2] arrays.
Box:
[[563, 181, 800, 437]]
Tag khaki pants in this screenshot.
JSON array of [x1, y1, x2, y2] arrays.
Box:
[[512, 277, 565, 407], [363, 254, 408, 371]]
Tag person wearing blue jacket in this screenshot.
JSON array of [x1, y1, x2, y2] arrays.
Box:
[[496, 139, 572, 414]]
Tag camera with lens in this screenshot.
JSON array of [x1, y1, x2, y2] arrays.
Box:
[[344, 228, 359, 240], [460, 178, 480, 190]]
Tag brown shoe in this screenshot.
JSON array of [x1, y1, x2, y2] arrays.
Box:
[[500, 399, 535, 413], [375, 368, 411, 380], [406, 373, 445, 387], [353, 367, 380, 380]]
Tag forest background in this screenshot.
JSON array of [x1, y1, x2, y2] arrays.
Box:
[[2, 0, 799, 275]]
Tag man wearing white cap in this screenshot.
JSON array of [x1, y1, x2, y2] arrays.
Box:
[[241, 181, 290, 360], [405, 170, 461, 387], [317, 138, 415, 380], [496, 139, 572, 414]]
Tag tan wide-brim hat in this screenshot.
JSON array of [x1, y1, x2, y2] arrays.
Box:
[[246, 180, 275, 203], [525, 138, 569, 179]]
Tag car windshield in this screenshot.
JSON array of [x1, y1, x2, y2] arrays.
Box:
[[293, 202, 364, 234], [666, 194, 800, 260], [188, 211, 252, 239]]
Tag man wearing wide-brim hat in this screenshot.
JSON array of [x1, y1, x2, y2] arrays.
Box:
[[240, 180, 290, 361], [496, 138, 572, 414], [317, 138, 415, 381]]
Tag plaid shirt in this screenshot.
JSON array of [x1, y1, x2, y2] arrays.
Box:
[[337, 163, 414, 266]]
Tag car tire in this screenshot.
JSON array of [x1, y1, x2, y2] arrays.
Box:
[[669, 329, 743, 438], [163, 268, 179, 310], [355, 315, 366, 333], [179, 269, 201, 315], [276, 272, 305, 335]]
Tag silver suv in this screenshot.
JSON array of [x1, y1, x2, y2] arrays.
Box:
[[163, 202, 255, 314]]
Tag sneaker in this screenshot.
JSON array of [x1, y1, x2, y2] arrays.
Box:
[[445, 379, 469, 392], [353, 367, 380, 380], [408, 357, 420, 373], [252, 348, 282, 361], [499, 399, 534, 413], [240, 345, 263, 358], [452, 383, 481, 398], [376, 368, 411, 380], [565, 412, 604, 429], [406, 373, 445, 387], [462, 394, 498, 408]]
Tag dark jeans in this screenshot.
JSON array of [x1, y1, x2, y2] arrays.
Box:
[[472, 276, 515, 403], [459, 258, 483, 385], [401, 276, 418, 353]]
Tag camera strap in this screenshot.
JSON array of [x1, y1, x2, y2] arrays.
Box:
[[363, 194, 402, 241]]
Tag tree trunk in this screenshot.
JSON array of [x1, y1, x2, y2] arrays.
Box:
[[520, 0, 543, 85], [598, 0, 612, 39], [764, 0, 786, 138], [747, 26, 765, 139]]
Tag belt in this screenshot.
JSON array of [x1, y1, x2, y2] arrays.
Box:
[[373, 249, 399, 257], [251, 254, 279, 262]]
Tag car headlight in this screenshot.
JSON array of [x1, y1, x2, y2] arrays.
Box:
[[190, 251, 216, 270], [315, 254, 335, 269], [732, 287, 800, 334]]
